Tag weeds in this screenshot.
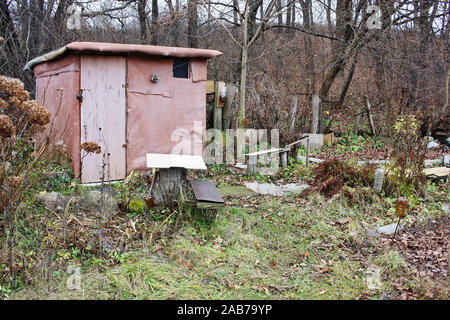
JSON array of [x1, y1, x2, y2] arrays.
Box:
[[307, 159, 376, 198], [0, 75, 57, 288], [386, 115, 427, 199]]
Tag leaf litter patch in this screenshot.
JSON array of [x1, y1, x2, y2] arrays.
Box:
[[379, 214, 449, 299]]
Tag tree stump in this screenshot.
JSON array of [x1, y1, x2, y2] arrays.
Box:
[[154, 167, 186, 206]]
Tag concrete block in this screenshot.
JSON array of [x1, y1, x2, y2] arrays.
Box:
[[299, 133, 324, 150]]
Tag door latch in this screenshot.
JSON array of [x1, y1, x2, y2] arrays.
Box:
[[76, 89, 84, 102]]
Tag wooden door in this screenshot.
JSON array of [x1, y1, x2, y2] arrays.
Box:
[[80, 55, 127, 183]]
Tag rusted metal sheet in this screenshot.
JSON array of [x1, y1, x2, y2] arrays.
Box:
[[30, 42, 220, 183], [35, 54, 81, 178], [126, 56, 206, 172], [190, 180, 224, 203], [80, 55, 127, 183]]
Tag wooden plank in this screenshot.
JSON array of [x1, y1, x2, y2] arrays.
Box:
[[146, 153, 207, 170], [206, 80, 215, 94], [285, 135, 309, 149], [190, 180, 224, 203], [324, 132, 335, 145], [423, 167, 450, 179], [213, 81, 224, 130], [197, 201, 224, 209], [80, 55, 127, 184], [222, 84, 238, 130], [245, 148, 283, 157]]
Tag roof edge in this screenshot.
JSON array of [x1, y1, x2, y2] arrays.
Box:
[[24, 42, 224, 71], [24, 46, 68, 71]]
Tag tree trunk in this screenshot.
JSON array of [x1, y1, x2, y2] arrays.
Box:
[[300, 0, 315, 93], [137, 0, 148, 44], [187, 0, 198, 48], [286, 1, 291, 27], [443, 65, 450, 115], [276, 0, 283, 25], [338, 53, 359, 106], [150, 0, 159, 45], [291, 1, 295, 25], [238, 6, 249, 128], [233, 0, 239, 25], [364, 95, 376, 136], [407, 0, 436, 109], [326, 0, 332, 34], [239, 45, 248, 128], [174, 0, 180, 46], [319, 0, 353, 98]]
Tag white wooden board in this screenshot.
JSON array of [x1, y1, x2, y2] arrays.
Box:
[[146, 153, 207, 170]]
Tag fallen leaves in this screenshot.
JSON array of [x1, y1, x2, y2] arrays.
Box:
[[213, 236, 223, 251], [318, 289, 328, 295], [381, 215, 449, 280], [152, 243, 163, 253], [178, 258, 191, 268]]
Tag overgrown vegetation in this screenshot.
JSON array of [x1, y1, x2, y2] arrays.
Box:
[[0, 0, 449, 301], [308, 159, 376, 198], [4, 176, 448, 300], [386, 115, 427, 198]]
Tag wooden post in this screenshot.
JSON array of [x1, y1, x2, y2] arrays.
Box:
[[318, 97, 324, 134], [247, 156, 257, 174], [354, 107, 361, 134], [289, 96, 298, 134], [311, 94, 320, 134], [213, 81, 225, 130], [364, 95, 376, 136], [222, 84, 238, 130], [306, 138, 310, 165], [281, 151, 288, 168]]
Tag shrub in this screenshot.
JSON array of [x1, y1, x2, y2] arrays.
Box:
[[0, 75, 54, 286], [310, 159, 376, 198], [386, 115, 426, 198]]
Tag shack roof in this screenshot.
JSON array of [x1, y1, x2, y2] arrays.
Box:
[[24, 42, 224, 70]]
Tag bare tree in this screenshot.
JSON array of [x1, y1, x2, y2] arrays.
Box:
[[137, 0, 148, 43], [188, 0, 198, 48]]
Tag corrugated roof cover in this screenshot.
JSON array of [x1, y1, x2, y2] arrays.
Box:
[[24, 41, 224, 70]]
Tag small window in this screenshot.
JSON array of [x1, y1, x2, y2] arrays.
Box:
[[173, 58, 189, 78]]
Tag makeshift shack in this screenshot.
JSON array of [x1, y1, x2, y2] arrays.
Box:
[[25, 42, 223, 183]]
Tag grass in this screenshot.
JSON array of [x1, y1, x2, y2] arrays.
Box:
[[2, 151, 448, 300], [9, 178, 448, 300]]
